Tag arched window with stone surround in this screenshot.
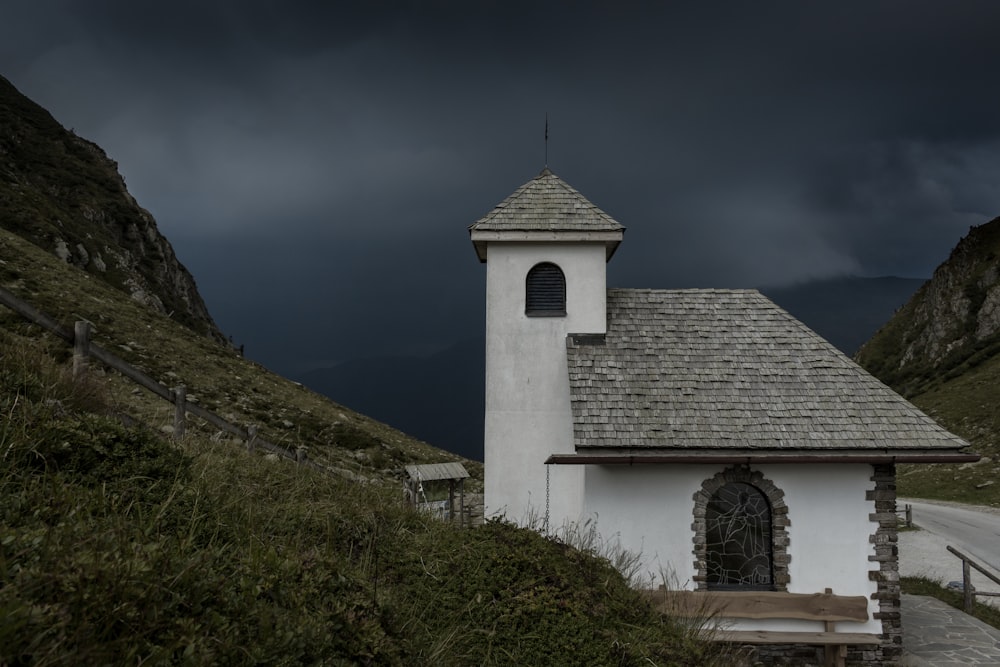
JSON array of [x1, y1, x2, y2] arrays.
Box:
[[705, 482, 773, 589], [525, 262, 566, 316], [692, 466, 790, 592]]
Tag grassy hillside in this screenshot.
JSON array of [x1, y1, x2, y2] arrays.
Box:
[[0, 228, 723, 664], [896, 354, 1000, 504], [855, 219, 1000, 505], [1, 227, 471, 482], [0, 332, 720, 665], [863, 308, 1000, 505]]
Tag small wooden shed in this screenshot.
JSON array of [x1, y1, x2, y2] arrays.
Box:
[[404, 462, 469, 526]]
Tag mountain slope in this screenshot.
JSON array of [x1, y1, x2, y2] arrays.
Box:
[[0, 71, 481, 482], [856, 217, 1000, 503], [0, 85, 721, 664], [0, 74, 220, 339], [0, 300, 717, 665], [857, 218, 1000, 397], [0, 226, 475, 482]]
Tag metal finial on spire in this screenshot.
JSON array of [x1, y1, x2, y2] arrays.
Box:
[[544, 112, 549, 167]]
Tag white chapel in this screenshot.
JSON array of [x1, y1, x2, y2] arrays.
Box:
[[468, 167, 977, 666]]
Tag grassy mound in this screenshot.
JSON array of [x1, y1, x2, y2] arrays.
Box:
[[0, 333, 720, 666]]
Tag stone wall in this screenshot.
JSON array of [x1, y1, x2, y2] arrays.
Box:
[[850, 462, 901, 665]]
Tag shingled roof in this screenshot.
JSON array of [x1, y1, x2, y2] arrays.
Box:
[[562, 289, 974, 461], [469, 168, 624, 262]]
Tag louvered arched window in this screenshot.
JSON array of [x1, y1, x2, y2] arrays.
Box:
[[525, 262, 566, 316]]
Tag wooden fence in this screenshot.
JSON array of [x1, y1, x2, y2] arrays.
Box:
[[895, 503, 912, 528], [947, 544, 1000, 612], [0, 285, 322, 472]]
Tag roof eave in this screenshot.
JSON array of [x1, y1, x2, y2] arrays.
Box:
[[545, 451, 981, 465], [469, 229, 624, 263], [404, 462, 471, 481]]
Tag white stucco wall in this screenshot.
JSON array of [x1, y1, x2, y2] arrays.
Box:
[[483, 242, 608, 526], [582, 462, 882, 634]]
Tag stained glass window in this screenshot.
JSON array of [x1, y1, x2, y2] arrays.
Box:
[[705, 482, 774, 590]]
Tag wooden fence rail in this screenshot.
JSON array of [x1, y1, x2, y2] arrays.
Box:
[[0, 285, 321, 472], [946, 545, 1000, 612], [894, 503, 912, 528]]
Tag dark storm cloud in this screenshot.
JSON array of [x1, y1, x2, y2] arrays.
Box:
[[4, 1, 1000, 373]]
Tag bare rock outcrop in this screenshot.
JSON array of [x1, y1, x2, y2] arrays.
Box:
[[0, 74, 221, 340], [856, 217, 1000, 396]]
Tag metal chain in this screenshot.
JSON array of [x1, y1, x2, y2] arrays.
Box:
[[544, 464, 551, 535]]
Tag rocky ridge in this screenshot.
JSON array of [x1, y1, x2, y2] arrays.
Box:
[[856, 216, 1000, 397], [0, 74, 220, 340]]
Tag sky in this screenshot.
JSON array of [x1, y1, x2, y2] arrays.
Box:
[[4, 1, 1000, 377]]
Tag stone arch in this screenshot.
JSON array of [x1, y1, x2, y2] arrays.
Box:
[[692, 465, 790, 591]]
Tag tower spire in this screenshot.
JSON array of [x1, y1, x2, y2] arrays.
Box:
[[544, 112, 549, 167]]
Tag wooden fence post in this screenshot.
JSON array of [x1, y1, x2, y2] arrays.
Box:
[[173, 385, 186, 440], [246, 425, 257, 452], [963, 558, 974, 612], [73, 320, 91, 380], [459, 478, 466, 528], [905, 504, 912, 528]]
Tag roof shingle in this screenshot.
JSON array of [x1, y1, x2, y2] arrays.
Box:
[[470, 168, 624, 233], [566, 289, 972, 453]]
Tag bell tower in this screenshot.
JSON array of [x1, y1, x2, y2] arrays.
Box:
[[469, 168, 624, 527]]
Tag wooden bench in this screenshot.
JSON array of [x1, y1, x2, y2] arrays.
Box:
[[643, 588, 881, 667]]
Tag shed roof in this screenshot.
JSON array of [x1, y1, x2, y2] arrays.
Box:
[[565, 289, 973, 455], [404, 462, 470, 482], [469, 168, 624, 262]]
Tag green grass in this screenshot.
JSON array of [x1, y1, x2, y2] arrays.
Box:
[[0, 227, 481, 485], [0, 333, 722, 665], [901, 576, 1000, 631], [893, 351, 1000, 505]]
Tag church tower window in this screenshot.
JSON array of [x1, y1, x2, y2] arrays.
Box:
[[525, 262, 566, 316]]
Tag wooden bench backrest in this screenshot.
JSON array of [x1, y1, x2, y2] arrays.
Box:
[[643, 590, 869, 623]]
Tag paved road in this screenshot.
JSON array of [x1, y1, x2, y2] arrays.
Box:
[[902, 499, 1000, 572], [899, 498, 1000, 602]]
